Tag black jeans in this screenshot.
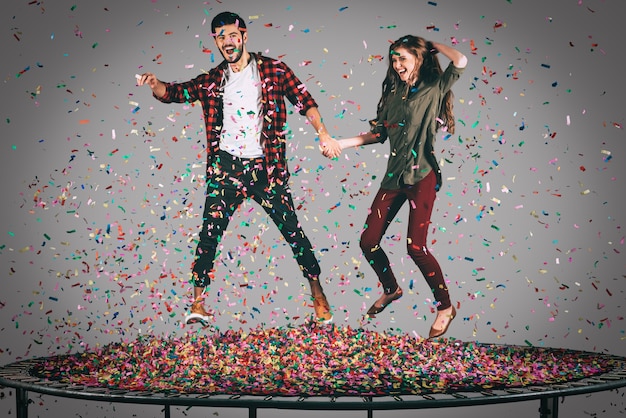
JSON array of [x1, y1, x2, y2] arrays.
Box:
[[191, 151, 321, 287]]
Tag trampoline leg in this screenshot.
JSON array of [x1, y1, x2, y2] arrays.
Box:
[[16, 388, 28, 418], [163, 404, 170, 418], [539, 396, 559, 418], [249, 407, 257, 418]]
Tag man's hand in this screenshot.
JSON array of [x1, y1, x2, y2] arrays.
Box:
[[136, 72, 166, 98], [318, 133, 341, 159]]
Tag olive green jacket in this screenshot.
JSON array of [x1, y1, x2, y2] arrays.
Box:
[[370, 62, 464, 190]]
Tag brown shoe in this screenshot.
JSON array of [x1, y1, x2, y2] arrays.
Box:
[[366, 286, 403, 317], [185, 301, 212, 325], [428, 305, 456, 339], [313, 294, 333, 324]]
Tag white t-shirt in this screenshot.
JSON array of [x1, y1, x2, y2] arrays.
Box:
[[219, 61, 264, 158]]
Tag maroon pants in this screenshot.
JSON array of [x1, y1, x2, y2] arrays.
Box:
[[360, 170, 451, 311]]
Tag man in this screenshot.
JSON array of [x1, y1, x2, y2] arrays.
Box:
[[137, 11, 340, 325]]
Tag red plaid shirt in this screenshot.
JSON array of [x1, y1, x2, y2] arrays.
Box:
[[156, 53, 318, 184]]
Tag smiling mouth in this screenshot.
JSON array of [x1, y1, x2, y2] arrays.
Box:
[[224, 46, 238, 55]]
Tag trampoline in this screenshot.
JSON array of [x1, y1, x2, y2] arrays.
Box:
[[1, 324, 625, 418]]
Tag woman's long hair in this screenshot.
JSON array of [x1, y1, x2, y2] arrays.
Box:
[[377, 35, 456, 134]]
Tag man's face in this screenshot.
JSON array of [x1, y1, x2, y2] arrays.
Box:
[[214, 23, 247, 63]]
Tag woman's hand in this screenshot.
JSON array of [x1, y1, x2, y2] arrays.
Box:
[[319, 133, 342, 159]]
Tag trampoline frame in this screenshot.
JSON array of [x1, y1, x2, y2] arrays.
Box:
[[2, 356, 626, 418]]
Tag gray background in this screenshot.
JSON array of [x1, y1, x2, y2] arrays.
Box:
[[1, 0, 624, 417]]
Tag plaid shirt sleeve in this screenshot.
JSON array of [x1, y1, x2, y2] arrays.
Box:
[[257, 56, 318, 183], [155, 71, 223, 161]]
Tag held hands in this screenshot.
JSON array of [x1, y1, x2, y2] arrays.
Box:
[[319, 132, 377, 159], [318, 132, 342, 159]]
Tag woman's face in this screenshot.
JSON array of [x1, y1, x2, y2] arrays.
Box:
[[391, 46, 419, 84]]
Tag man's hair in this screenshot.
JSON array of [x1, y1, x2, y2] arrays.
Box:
[[211, 11, 246, 36]]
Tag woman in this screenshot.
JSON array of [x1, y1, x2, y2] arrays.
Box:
[[327, 35, 467, 338]]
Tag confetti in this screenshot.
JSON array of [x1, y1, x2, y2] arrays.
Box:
[[31, 324, 618, 396], [2, 4, 624, 407]]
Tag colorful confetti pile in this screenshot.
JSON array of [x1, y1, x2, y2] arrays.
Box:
[[31, 324, 616, 396]]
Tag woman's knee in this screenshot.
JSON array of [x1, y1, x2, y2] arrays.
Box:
[[359, 232, 379, 254], [407, 242, 428, 260]]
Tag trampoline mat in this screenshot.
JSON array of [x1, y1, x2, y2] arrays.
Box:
[[30, 323, 620, 397]]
